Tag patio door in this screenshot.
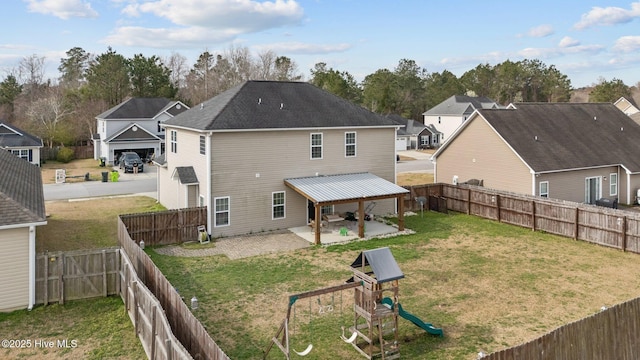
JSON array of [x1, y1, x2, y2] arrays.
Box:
[[585, 176, 601, 204]]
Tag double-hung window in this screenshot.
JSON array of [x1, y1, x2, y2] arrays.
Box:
[[214, 197, 230, 227], [170, 130, 177, 153], [539, 181, 549, 198], [311, 133, 323, 159], [272, 192, 285, 219], [610, 173, 618, 196], [345, 132, 356, 157]]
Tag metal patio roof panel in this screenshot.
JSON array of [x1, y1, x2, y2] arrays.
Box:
[[284, 172, 408, 203], [351, 247, 405, 283]]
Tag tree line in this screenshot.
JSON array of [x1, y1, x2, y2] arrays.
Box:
[[0, 45, 635, 149]]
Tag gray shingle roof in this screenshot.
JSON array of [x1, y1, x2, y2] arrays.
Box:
[[174, 166, 198, 184], [0, 122, 43, 148], [423, 95, 499, 116], [478, 103, 640, 173], [386, 114, 427, 136], [97, 98, 174, 119], [163, 81, 398, 131], [0, 149, 46, 227]]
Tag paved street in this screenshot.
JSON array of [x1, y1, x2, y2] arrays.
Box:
[[396, 150, 434, 173], [43, 166, 157, 201]]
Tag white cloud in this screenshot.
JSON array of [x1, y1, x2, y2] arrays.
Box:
[[527, 24, 554, 38], [612, 35, 640, 52], [574, 2, 640, 30], [559, 36, 580, 48], [25, 0, 98, 19], [518, 44, 604, 59], [131, 0, 304, 32], [102, 26, 240, 48], [253, 41, 352, 54]]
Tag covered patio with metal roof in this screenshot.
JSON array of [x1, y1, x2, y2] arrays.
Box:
[[284, 172, 409, 245]]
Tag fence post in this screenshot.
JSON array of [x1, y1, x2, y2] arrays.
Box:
[[43, 251, 48, 306], [467, 188, 471, 215], [151, 305, 157, 359], [165, 339, 172, 360], [133, 280, 139, 335], [531, 200, 536, 231], [102, 250, 108, 297], [59, 253, 65, 305], [496, 194, 501, 222], [622, 216, 627, 252], [574, 207, 580, 240], [116, 250, 121, 296]]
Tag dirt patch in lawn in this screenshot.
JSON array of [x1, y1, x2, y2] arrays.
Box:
[[41, 158, 110, 184], [397, 172, 433, 186]]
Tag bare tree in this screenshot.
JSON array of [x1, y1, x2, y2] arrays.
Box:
[[19, 54, 47, 98], [23, 86, 74, 147]]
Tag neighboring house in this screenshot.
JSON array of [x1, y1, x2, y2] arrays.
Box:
[[423, 95, 500, 143], [157, 81, 408, 241], [432, 102, 640, 205], [0, 149, 47, 312], [93, 97, 189, 165], [387, 114, 441, 150], [0, 121, 43, 166], [614, 96, 640, 116], [614, 96, 640, 125]]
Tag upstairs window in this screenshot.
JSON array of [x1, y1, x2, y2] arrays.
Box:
[[345, 132, 356, 157], [311, 133, 323, 159], [170, 130, 177, 153]]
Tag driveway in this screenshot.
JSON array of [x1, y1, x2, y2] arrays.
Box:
[[43, 165, 157, 201]]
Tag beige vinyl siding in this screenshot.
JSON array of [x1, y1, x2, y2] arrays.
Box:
[[435, 116, 531, 194], [537, 167, 619, 203], [627, 174, 640, 205], [160, 129, 209, 209], [209, 128, 397, 237], [0, 227, 29, 312]]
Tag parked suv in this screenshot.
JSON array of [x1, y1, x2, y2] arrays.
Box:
[[118, 152, 144, 173]]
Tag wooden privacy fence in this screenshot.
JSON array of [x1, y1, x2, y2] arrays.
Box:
[[120, 207, 207, 246], [481, 297, 640, 360], [403, 183, 640, 253], [35, 248, 120, 305], [118, 216, 230, 360], [120, 243, 192, 360]]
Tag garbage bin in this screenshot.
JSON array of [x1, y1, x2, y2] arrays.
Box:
[[110, 170, 119, 182], [101, 171, 109, 183], [99, 157, 106, 167]]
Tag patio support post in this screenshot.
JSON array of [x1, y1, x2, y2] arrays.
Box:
[[314, 204, 321, 245], [358, 200, 365, 238], [397, 195, 405, 231]]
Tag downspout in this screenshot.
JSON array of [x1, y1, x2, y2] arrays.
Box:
[[627, 169, 632, 205], [28, 225, 35, 310], [531, 172, 536, 196], [206, 133, 213, 236]]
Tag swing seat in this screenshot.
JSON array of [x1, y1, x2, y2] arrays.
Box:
[[341, 326, 358, 343], [293, 344, 313, 356]]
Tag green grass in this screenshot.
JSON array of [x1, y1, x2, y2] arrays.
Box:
[[0, 297, 146, 359], [148, 211, 640, 359]]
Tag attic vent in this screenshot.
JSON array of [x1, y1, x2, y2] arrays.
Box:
[[258, 98, 262, 105], [280, 103, 284, 110], [200, 103, 204, 110], [534, 135, 538, 141], [594, 116, 597, 121], [621, 127, 624, 131]]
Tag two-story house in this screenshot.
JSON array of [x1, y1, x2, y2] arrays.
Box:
[[92, 97, 189, 165], [0, 121, 43, 166], [431, 103, 640, 205], [423, 95, 500, 143], [157, 81, 408, 243]]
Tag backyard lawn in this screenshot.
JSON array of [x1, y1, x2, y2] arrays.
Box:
[[148, 211, 640, 360], [0, 196, 162, 359]]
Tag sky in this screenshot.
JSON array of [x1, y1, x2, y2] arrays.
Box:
[[2, 0, 640, 89]]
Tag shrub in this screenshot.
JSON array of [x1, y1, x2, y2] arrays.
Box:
[[56, 147, 75, 163]]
